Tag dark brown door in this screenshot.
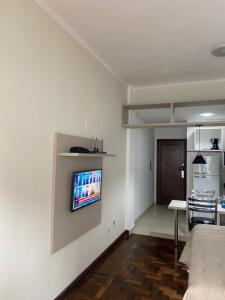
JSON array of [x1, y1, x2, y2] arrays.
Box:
[[157, 139, 186, 205]]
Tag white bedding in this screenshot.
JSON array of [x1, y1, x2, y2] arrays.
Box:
[[182, 224, 225, 300]]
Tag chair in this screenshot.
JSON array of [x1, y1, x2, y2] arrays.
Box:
[[187, 197, 217, 231], [191, 189, 215, 200]]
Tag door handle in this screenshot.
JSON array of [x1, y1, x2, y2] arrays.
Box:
[[178, 163, 185, 171], [178, 163, 185, 178]]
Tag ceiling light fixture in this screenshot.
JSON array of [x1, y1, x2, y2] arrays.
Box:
[[192, 125, 206, 165], [199, 113, 215, 117], [212, 44, 225, 57]]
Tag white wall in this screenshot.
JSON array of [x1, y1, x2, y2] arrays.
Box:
[[154, 128, 187, 202], [186, 127, 196, 195], [221, 129, 225, 195], [134, 126, 154, 220], [0, 1, 127, 300], [125, 128, 136, 230], [126, 112, 154, 228], [154, 128, 186, 140]]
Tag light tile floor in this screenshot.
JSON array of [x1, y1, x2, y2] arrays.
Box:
[[132, 204, 187, 241]]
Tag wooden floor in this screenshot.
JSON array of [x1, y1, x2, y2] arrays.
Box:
[[63, 234, 188, 300]]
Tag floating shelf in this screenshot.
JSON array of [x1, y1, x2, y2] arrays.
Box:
[[187, 150, 224, 153], [58, 152, 116, 158], [122, 99, 225, 128], [122, 120, 225, 129]]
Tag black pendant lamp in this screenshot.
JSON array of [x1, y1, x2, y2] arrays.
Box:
[[192, 125, 206, 164]]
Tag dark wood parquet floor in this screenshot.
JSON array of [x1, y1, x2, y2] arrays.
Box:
[[63, 234, 188, 300]]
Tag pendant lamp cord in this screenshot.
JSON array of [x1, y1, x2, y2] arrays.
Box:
[[199, 125, 200, 152]]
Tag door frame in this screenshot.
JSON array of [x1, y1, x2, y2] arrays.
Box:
[[156, 139, 187, 205]]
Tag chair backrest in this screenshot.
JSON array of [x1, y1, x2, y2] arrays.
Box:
[[186, 197, 218, 230], [191, 189, 215, 200]]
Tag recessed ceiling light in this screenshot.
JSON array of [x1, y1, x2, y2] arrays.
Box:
[[199, 113, 215, 117], [212, 44, 225, 57]]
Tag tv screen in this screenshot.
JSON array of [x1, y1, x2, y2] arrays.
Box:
[[71, 169, 102, 211]]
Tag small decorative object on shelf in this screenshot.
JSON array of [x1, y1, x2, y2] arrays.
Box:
[[70, 146, 90, 153], [90, 137, 105, 154], [210, 138, 219, 150]]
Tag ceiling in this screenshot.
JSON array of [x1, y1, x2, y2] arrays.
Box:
[[36, 0, 225, 86], [135, 104, 225, 123]]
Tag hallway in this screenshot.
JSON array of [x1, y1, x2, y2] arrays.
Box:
[[132, 204, 187, 241]]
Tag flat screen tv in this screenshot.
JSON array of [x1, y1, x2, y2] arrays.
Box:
[[71, 169, 102, 212]]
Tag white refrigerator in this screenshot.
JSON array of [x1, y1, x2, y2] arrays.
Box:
[[192, 155, 220, 197]]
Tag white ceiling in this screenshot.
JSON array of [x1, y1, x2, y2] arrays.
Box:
[[135, 104, 225, 123], [36, 0, 225, 86]]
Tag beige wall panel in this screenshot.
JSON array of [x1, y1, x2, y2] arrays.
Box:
[[51, 133, 102, 253]]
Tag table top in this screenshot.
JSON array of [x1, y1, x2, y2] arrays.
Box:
[[168, 199, 225, 214], [168, 200, 186, 210]]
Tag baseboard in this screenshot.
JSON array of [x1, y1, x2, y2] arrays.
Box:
[[128, 223, 135, 232], [55, 230, 129, 300]]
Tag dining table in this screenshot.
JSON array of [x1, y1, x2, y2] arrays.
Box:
[[168, 199, 225, 247]]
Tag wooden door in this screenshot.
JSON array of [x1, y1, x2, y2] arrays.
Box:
[[157, 139, 186, 205]]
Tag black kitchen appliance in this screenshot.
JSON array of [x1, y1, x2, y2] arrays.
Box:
[[210, 138, 219, 150]]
